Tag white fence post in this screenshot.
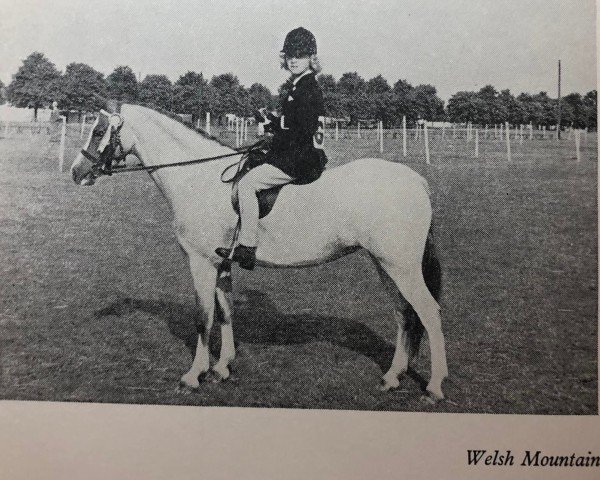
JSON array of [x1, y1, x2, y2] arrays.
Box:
[[335, 122, 339, 141], [378, 121, 383, 153], [58, 116, 67, 172], [505, 121, 511, 162], [424, 123, 430, 165], [529, 122, 533, 140], [519, 124, 523, 145], [80, 114, 86, 139], [475, 128, 479, 158], [357, 122, 360, 139], [205, 112, 211, 136], [402, 116, 407, 157]]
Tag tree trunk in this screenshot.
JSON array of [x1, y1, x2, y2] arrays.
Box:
[[34, 107, 38, 122]]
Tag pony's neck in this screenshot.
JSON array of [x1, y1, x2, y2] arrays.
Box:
[[122, 104, 235, 206]]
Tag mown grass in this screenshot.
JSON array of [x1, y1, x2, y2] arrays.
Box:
[[0, 125, 596, 413]]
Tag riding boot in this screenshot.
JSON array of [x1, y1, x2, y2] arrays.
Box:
[[215, 244, 257, 270]]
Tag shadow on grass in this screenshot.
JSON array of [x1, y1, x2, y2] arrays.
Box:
[[94, 290, 428, 391]]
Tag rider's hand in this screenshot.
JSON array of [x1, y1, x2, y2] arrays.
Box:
[[254, 108, 268, 123]]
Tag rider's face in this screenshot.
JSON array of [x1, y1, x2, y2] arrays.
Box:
[[286, 56, 311, 76]]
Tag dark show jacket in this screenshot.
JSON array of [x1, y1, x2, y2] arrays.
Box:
[[266, 71, 327, 183]]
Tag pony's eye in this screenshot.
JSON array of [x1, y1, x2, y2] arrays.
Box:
[[93, 129, 106, 137]]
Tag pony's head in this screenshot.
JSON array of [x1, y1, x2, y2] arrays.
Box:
[[71, 102, 135, 186]]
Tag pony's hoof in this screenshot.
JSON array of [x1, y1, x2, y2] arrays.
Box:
[[205, 369, 228, 383], [420, 390, 444, 404], [177, 373, 200, 392], [211, 365, 230, 382], [176, 381, 197, 395], [378, 376, 400, 392]]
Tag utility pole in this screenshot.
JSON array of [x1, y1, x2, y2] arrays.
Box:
[[557, 60, 562, 139]]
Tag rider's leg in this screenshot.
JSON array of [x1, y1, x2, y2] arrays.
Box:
[[237, 164, 293, 248]]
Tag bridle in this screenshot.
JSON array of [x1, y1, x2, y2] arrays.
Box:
[[80, 111, 134, 179], [80, 126, 132, 178]]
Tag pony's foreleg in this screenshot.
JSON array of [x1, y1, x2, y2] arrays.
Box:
[[179, 253, 217, 390], [382, 264, 448, 400], [212, 268, 235, 381]]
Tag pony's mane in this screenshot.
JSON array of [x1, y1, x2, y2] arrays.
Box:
[[118, 101, 238, 150]]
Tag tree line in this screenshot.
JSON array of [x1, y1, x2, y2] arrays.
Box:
[[1, 52, 596, 130]]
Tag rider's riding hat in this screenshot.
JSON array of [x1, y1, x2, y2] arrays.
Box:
[[281, 27, 317, 57]]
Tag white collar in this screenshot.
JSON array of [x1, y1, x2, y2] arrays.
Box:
[[292, 69, 313, 86]]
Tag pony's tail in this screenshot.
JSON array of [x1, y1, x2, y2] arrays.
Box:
[[404, 225, 442, 360]]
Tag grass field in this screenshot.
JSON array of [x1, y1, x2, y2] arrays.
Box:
[[0, 124, 597, 413]]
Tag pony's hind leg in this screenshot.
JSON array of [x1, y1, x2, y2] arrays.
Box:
[[379, 262, 447, 400], [372, 258, 423, 390], [211, 266, 235, 381], [178, 252, 218, 391]]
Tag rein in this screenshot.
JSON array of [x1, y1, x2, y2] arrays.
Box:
[[81, 146, 255, 176]]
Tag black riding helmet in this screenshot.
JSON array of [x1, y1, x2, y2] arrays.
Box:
[[281, 27, 317, 57]]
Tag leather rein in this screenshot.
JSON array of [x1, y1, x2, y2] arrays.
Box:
[[80, 124, 255, 177]]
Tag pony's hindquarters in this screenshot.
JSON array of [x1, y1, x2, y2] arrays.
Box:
[[354, 160, 447, 399]]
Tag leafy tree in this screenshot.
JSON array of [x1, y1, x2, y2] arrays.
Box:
[[390, 79, 415, 123], [59, 62, 107, 120], [582, 90, 597, 130], [516, 92, 550, 126], [408, 84, 445, 122], [366, 75, 393, 125], [561, 93, 584, 128], [476, 85, 504, 124], [533, 92, 557, 127], [447, 91, 478, 123], [317, 74, 341, 117], [496, 89, 523, 125], [209, 73, 246, 120], [173, 71, 211, 122], [139, 74, 173, 111], [106, 66, 138, 102], [337, 72, 369, 124], [248, 83, 274, 112], [6, 52, 61, 120]]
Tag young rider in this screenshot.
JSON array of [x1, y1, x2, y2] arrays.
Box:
[[217, 27, 327, 270]]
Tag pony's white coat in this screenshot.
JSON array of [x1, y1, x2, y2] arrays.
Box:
[[71, 105, 448, 400]]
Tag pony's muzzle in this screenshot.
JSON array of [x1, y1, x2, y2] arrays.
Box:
[[71, 153, 96, 186]]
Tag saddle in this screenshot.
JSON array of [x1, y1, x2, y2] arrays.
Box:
[[221, 139, 286, 219]]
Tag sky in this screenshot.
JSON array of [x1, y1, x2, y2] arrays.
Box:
[[0, 0, 596, 101]]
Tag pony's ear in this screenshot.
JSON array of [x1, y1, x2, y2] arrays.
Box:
[[106, 99, 117, 113]]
